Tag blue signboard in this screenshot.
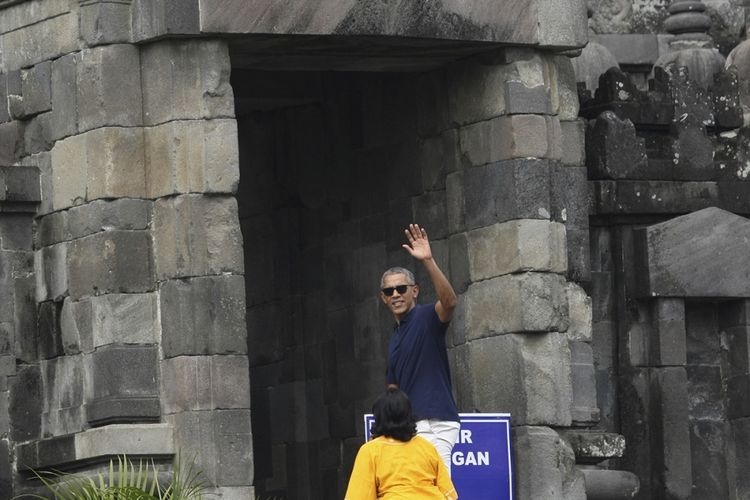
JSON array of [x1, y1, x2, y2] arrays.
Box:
[[364, 413, 513, 500]]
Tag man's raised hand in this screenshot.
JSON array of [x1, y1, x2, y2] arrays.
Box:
[[403, 224, 433, 262]]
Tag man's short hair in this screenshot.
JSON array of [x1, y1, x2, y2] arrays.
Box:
[[380, 267, 415, 288]]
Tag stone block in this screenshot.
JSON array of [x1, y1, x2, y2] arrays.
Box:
[[161, 355, 250, 414], [550, 55, 580, 121], [60, 297, 90, 354], [464, 159, 552, 230], [68, 230, 153, 299], [50, 52, 78, 142], [463, 272, 568, 339], [152, 195, 244, 280], [416, 69, 451, 136], [160, 275, 247, 357], [558, 430, 625, 463], [21, 151, 53, 215], [0, 74, 9, 124], [14, 275, 37, 364], [144, 119, 240, 197], [86, 345, 160, 425], [650, 298, 686, 367], [79, 0, 132, 46], [34, 242, 68, 302], [131, 0, 201, 42], [448, 233, 470, 295], [652, 367, 692, 499], [67, 198, 152, 240], [6, 71, 23, 120], [85, 127, 147, 200], [20, 61, 52, 118], [37, 210, 69, 248], [719, 299, 750, 328], [566, 283, 592, 342], [0, 439, 9, 499], [729, 374, 750, 419], [89, 293, 159, 348], [9, 364, 42, 441], [77, 44, 143, 132], [459, 114, 560, 167], [468, 333, 572, 426], [0, 121, 25, 164], [635, 207, 750, 298], [513, 426, 583, 500], [446, 171, 465, 234], [0, 12, 79, 72], [411, 191, 447, 240], [466, 220, 567, 280], [586, 111, 648, 180], [580, 468, 640, 499], [50, 133, 87, 211], [24, 111, 53, 155], [560, 119, 586, 166], [0, 213, 33, 250], [40, 355, 85, 435], [38, 300, 63, 360], [73, 423, 174, 460], [140, 39, 234, 125], [167, 409, 253, 486], [504, 80, 552, 115]]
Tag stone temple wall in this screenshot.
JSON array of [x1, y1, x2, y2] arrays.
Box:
[[582, 64, 750, 499], [236, 52, 590, 499], [0, 1, 602, 500]]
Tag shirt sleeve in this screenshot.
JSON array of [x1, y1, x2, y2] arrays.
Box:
[[344, 445, 378, 500]]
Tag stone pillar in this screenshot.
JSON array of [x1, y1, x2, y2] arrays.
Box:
[[445, 49, 587, 500]]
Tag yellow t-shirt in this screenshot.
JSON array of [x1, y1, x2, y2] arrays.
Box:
[[344, 435, 458, 500]]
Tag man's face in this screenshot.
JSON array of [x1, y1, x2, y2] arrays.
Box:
[[380, 273, 418, 321]]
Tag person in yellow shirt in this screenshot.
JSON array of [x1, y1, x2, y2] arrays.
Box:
[[345, 387, 458, 500]]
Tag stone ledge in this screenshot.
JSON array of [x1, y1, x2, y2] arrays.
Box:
[[16, 423, 174, 470]]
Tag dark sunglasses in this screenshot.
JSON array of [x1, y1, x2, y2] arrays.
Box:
[[381, 285, 414, 296]]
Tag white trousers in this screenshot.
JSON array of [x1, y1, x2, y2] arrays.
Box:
[[416, 419, 461, 476]]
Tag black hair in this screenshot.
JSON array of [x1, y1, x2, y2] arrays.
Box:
[[370, 387, 417, 442]]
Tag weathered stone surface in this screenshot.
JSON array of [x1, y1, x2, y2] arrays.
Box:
[[131, 0, 201, 42], [586, 111, 648, 180], [504, 80, 552, 115], [20, 61, 52, 118], [200, 0, 586, 47], [0, 121, 25, 164], [418, 130, 459, 190], [40, 354, 85, 436], [160, 275, 247, 357], [50, 53, 78, 142], [0, 74, 9, 125], [725, 324, 750, 378], [86, 345, 160, 425], [153, 195, 244, 280], [38, 300, 63, 360], [580, 468, 640, 500], [460, 114, 561, 166], [463, 272, 568, 339], [0, 12, 79, 71], [144, 119, 240, 197], [0, 165, 41, 205], [167, 409, 254, 486], [21, 151, 52, 215], [569, 341, 600, 424], [559, 430, 625, 463], [566, 283, 592, 342], [161, 355, 250, 413], [652, 367, 692, 499], [0, 213, 33, 250], [634, 207, 750, 298], [466, 220, 567, 280], [60, 297, 90, 354], [34, 242, 68, 302], [9, 364, 41, 441], [76, 45, 143, 131], [85, 127, 147, 200], [560, 119, 586, 166], [468, 333, 572, 425], [650, 298, 686, 366], [445, 171, 465, 234], [68, 230, 153, 299], [90, 293, 159, 347], [79, 0, 132, 46], [24, 112, 53, 155], [66, 199, 152, 242], [551, 55, 580, 121], [513, 426, 583, 500], [730, 418, 750, 499], [141, 39, 234, 125], [464, 159, 552, 230], [50, 132, 87, 210]]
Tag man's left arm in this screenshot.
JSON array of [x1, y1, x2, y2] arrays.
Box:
[[402, 224, 458, 323]]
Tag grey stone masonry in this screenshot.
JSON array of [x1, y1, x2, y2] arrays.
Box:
[[68, 230, 154, 300], [79, 0, 132, 46], [86, 344, 160, 425], [76, 44, 143, 132], [634, 207, 750, 298], [649, 298, 687, 367], [140, 39, 234, 126], [152, 195, 244, 281], [513, 426, 585, 500], [159, 275, 247, 357], [19, 61, 52, 119], [467, 333, 572, 426]]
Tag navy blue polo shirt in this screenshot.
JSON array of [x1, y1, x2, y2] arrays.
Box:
[[386, 303, 459, 422]]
